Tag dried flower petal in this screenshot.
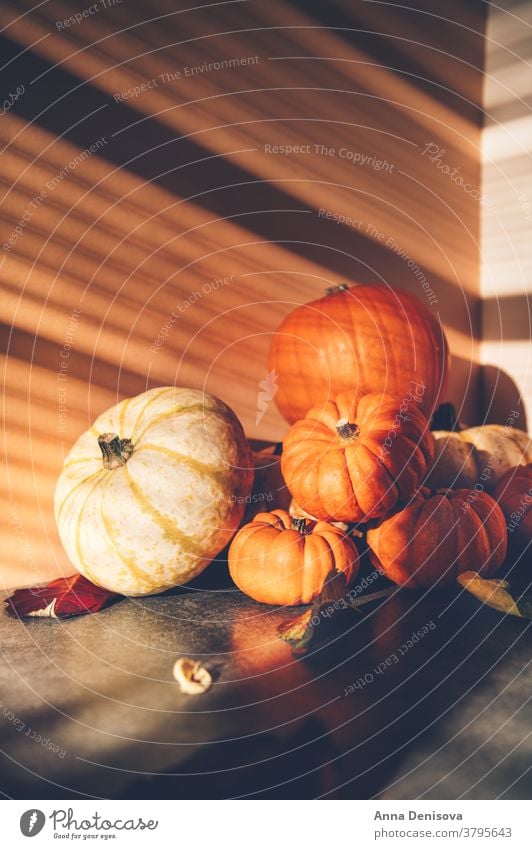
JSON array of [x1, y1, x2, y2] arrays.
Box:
[[173, 657, 212, 694]]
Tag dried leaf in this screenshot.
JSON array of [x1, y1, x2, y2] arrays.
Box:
[[5, 574, 118, 619], [457, 571, 532, 619], [173, 657, 212, 694], [278, 570, 396, 656], [277, 608, 313, 644]]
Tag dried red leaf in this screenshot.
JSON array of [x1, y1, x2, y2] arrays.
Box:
[[5, 574, 118, 619]]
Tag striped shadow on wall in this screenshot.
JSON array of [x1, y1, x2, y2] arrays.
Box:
[[2, 0, 490, 587]]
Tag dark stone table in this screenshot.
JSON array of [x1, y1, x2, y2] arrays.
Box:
[[1, 560, 531, 800]]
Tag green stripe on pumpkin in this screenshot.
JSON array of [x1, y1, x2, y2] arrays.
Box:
[[132, 402, 213, 442], [123, 466, 206, 556], [99, 478, 165, 590], [74, 475, 107, 586], [134, 443, 228, 487], [56, 469, 105, 521], [128, 387, 177, 436]]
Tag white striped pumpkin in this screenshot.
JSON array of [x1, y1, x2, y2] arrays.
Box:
[[426, 425, 531, 491], [55, 387, 253, 596]]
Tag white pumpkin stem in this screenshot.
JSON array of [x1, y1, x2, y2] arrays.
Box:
[[336, 418, 360, 441], [98, 433, 134, 469]]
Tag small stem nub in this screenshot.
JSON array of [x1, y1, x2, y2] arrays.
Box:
[[291, 517, 308, 534], [98, 433, 134, 470], [336, 418, 360, 441], [326, 284, 349, 296]]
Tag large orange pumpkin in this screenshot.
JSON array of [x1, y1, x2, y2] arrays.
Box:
[[493, 463, 532, 550], [228, 509, 359, 605], [367, 487, 507, 588], [268, 284, 449, 423], [281, 392, 434, 523]]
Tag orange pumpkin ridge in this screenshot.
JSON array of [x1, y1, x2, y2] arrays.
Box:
[[282, 391, 434, 524], [268, 284, 449, 423], [367, 488, 508, 588], [493, 463, 532, 549]]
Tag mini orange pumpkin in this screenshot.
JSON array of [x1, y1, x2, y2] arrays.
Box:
[[367, 487, 508, 588], [228, 509, 359, 605], [281, 392, 434, 523], [493, 463, 532, 550]]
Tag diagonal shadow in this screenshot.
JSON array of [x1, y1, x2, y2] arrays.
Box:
[[2, 33, 480, 340]]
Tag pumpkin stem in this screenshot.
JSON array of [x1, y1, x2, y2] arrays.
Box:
[[98, 433, 134, 470], [291, 517, 308, 534], [336, 418, 360, 441], [326, 284, 349, 296]]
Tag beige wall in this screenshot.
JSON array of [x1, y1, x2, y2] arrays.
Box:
[[481, 0, 532, 430], [1, 0, 486, 588]]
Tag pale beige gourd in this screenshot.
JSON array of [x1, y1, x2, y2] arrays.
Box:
[[55, 387, 253, 596], [425, 425, 531, 491]]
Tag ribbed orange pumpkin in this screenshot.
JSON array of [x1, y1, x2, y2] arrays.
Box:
[[268, 284, 449, 423], [493, 463, 532, 549], [367, 487, 508, 588], [228, 509, 359, 605], [281, 392, 434, 523]]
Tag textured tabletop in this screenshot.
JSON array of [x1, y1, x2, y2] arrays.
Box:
[[0, 566, 530, 800]]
